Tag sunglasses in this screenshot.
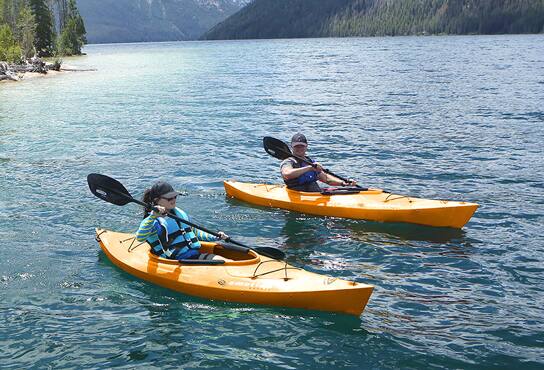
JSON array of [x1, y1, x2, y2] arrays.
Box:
[[292, 144, 307, 149], [161, 195, 177, 202]]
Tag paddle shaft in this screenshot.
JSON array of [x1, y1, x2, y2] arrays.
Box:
[[103, 184, 252, 251], [275, 146, 367, 190]]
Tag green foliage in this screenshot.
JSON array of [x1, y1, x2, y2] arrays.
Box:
[[67, 0, 86, 44], [0, 23, 22, 62], [29, 0, 55, 56], [56, 17, 80, 55], [203, 0, 544, 40], [2, 0, 25, 29], [1, 0, 86, 61], [16, 4, 36, 58], [55, 0, 86, 55]]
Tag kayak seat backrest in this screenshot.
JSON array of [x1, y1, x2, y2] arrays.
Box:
[[200, 243, 256, 261], [321, 187, 363, 196]]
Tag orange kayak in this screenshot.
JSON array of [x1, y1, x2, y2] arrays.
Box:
[[95, 229, 373, 316], [224, 180, 478, 228]]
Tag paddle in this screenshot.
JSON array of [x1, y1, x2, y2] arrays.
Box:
[[263, 136, 368, 191], [87, 173, 285, 260]]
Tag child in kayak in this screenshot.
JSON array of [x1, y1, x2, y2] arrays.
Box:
[[136, 181, 229, 261], [280, 133, 357, 192]]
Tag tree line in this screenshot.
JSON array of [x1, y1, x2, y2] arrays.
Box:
[[203, 0, 544, 40], [323, 0, 544, 37], [0, 0, 86, 63]]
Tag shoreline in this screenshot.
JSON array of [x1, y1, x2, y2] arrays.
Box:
[[0, 69, 63, 84], [0, 64, 92, 84]]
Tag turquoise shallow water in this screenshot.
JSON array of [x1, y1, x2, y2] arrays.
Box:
[[1, 35, 543, 369]]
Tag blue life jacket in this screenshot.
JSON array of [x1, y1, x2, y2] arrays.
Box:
[[284, 157, 319, 189], [148, 208, 201, 259]]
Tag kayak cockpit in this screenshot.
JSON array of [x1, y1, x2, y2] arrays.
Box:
[[149, 241, 261, 266], [96, 228, 262, 266]]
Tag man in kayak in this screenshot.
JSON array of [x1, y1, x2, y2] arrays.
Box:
[[136, 181, 230, 261], [280, 133, 357, 192]]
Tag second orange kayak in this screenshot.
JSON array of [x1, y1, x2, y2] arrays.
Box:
[[224, 180, 478, 228]]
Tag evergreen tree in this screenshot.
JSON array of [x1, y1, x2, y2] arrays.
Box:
[[0, 23, 22, 62], [2, 0, 25, 29], [55, 0, 85, 55], [67, 0, 85, 43], [29, 0, 55, 56], [16, 4, 35, 58], [56, 16, 76, 55], [54, 0, 67, 30]]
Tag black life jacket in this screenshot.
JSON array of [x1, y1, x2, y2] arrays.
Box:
[[283, 157, 321, 192]]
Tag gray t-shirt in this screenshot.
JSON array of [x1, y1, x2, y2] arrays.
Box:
[[280, 157, 321, 192], [280, 157, 301, 172]]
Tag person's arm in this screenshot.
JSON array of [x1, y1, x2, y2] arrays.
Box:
[[194, 228, 221, 242], [319, 172, 357, 187], [281, 159, 320, 180], [136, 214, 159, 242], [178, 210, 229, 241]]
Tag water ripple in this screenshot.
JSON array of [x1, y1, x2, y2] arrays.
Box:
[[1, 35, 543, 369]]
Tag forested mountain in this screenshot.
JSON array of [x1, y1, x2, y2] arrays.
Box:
[[203, 0, 544, 40], [76, 0, 249, 44]]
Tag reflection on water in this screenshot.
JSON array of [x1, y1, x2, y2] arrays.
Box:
[[333, 218, 467, 243], [278, 208, 473, 245]]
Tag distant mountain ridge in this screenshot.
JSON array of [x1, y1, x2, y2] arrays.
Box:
[[76, 0, 251, 44], [203, 0, 544, 40]]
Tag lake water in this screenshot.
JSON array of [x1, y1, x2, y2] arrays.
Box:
[[1, 35, 543, 369]]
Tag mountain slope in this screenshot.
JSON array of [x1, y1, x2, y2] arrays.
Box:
[[202, 0, 544, 40], [76, 0, 249, 44], [203, 0, 350, 39]]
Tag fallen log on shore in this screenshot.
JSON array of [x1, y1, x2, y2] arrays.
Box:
[[0, 70, 19, 81], [0, 58, 64, 81]]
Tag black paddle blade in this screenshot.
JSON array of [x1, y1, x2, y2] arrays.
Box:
[[87, 173, 133, 206], [263, 136, 292, 160]]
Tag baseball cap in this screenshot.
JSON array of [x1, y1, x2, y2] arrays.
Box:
[[291, 133, 308, 146], [151, 181, 180, 199]]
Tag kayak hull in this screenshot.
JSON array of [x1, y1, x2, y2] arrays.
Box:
[[224, 181, 478, 228], [96, 229, 373, 316]]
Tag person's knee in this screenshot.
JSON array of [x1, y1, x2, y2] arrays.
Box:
[[198, 253, 216, 260], [212, 254, 229, 261]]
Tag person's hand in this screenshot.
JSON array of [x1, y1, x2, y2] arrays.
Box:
[[342, 179, 357, 186], [151, 205, 166, 217], [312, 162, 324, 173], [217, 231, 229, 240]]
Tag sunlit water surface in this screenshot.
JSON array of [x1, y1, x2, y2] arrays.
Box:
[[1, 35, 543, 369]]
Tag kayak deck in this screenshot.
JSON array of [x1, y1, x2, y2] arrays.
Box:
[[224, 181, 478, 228], [96, 229, 373, 316]]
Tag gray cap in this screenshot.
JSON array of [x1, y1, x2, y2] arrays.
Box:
[[291, 133, 308, 145]]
